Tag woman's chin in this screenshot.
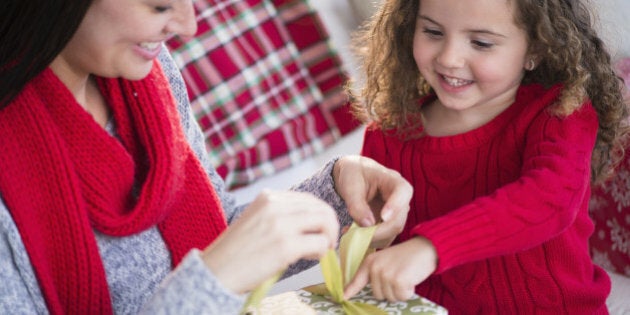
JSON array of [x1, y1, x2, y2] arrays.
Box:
[[121, 66, 154, 81]]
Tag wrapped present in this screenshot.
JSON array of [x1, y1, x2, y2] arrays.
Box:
[[243, 223, 448, 314], [249, 285, 446, 314], [249, 291, 316, 314], [295, 286, 446, 314]]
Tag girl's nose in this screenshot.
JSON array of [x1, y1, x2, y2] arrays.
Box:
[[166, 1, 198, 39], [436, 40, 465, 69]]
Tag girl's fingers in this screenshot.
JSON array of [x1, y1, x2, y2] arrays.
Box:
[[369, 267, 384, 300], [393, 285, 415, 302], [344, 264, 370, 299]]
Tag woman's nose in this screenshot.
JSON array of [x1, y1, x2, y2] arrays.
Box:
[[166, 1, 198, 39]]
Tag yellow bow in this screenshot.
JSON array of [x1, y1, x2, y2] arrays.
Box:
[[242, 222, 387, 314], [309, 222, 387, 314]]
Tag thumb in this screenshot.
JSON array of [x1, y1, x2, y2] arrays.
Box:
[[377, 176, 412, 223]]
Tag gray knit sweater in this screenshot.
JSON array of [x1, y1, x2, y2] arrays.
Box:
[[0, 49, 351, 314]]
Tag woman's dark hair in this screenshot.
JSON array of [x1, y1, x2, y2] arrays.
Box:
[[1, 0, 93, 108]]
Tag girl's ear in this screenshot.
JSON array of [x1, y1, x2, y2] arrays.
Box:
[[524, 45, 540, 71], [524, 55, 537, 71], [523, 57, 536, 71]]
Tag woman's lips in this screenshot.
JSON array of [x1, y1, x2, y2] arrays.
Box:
[[134, 41, 163, 60]]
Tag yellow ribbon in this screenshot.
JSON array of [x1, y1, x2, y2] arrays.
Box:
[[242, 223, 387, 314], [241, 271, 282, 314], [306, 222, 387, 315]]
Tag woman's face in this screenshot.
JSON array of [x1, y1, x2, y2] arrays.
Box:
[[53, 0, 196, 82]]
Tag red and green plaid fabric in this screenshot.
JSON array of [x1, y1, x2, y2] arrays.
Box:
[[166, 0, 359, 189]]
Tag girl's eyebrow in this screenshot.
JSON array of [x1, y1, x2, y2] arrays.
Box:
[[418, 15, 507, 38]]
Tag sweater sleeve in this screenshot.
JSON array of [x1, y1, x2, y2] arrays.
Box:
[[0, 198, 48, 314], [139, 250, 245, 315], [283, 157, 353, 278], [411, 102, 599, 273]]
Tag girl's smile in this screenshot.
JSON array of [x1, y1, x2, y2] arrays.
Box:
[[437, 73, 474, 92]]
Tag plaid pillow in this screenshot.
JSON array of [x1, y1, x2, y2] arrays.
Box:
[[166, 0, 359, 189]]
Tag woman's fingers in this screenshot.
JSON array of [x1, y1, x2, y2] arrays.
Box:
[[201, 190, 339, 293], [333, 155, 412, 246], [292, 234, 333, 261]]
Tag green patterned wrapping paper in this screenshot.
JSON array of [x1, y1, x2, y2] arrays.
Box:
[[295, 286, 447, 315]]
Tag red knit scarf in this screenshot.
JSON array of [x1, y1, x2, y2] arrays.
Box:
[[0, 62, 227, 314]]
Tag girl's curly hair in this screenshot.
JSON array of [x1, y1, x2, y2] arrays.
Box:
[[349, 0, 629, 183]]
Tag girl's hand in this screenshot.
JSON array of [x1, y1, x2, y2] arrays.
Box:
[[333, 155, 412, 248], [344, 236, 437, 302], [201, 190, 339, 294]]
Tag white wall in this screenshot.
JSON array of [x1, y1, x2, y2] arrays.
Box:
[[592, 0, 630, 59]]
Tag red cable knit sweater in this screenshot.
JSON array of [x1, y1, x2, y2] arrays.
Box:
[[361, 84, 610, 314]]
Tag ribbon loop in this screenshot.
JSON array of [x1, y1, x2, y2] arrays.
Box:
[[243, 222, 387, 315]]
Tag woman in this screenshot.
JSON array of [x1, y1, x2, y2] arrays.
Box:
[[0, 0, 411, 313]]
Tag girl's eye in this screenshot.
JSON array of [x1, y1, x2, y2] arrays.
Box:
[[154, 5, 172, 13], [472, 40, 494, 49], [422, 28, 443, 38]]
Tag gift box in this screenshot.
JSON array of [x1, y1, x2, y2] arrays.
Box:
[[243, 224, 448, 314], [251, 285, 447, 314]]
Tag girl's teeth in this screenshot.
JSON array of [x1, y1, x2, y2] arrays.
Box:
[[139, 42, 160, 50], [443, 75, 471, 87]]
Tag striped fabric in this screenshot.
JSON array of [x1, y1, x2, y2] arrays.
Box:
[[166, 0, 359, 189]]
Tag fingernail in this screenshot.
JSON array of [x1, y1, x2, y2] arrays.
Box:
[[361, 217, 374, 227]]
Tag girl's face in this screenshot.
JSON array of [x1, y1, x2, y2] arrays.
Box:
[[52, 0, 197, 82], [414, 0, 531, 116]]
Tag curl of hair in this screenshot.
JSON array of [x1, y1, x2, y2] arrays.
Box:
[[349, 0, 422, 134], [349, 0, 629, 182], [516, 0, 629, 182], [0, 0, 93, 108]]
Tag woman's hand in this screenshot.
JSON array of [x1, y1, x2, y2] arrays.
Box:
[[200, 190, 339, 294], [333, 155, 412, 248], [344, 236, 437, 302]]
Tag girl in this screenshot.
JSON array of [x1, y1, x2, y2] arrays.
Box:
[[345, 0, 629, 314], [0, 0, 412, 313]]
